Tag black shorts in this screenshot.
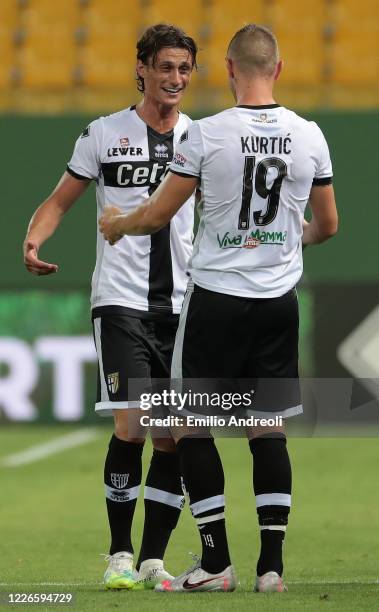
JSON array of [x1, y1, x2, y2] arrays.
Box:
[[171, 284, 302, 418], [92, 307, 178, 416]]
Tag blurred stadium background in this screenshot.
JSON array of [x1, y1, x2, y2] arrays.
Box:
[[1, 0, 378, 424]]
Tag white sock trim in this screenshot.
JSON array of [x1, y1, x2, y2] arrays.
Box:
[[190, 494, 225, 516], [255, 493, 291, 508], [260, 525, 287, 532], [196, 512, 225, 526], [144, 485, 185, 509]]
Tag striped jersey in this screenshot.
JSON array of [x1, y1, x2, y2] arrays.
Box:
[[170, 104, 333, 298], [67, 106, 195, 315]]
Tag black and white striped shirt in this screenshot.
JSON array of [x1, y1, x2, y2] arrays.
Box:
[[67, 106, 195, 316]]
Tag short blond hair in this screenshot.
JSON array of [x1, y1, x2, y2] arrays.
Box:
[[227, 24, 279, 77]]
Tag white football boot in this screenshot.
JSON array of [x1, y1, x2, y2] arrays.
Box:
[[103, 551, 137, 589], [253, 571, 287, 593], [134, 559, 174, 590], [155, 555, 237, 592]]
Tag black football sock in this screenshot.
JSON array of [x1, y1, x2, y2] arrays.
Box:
[[136, 449, 184, 569], [257, 529, 286, 577], [177, 437, 231, 574], [104, 434, 144, 556], [249, 434, 292, 577]]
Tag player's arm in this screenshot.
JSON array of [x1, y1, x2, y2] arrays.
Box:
[[302, 184, 338, 246], [99, 172, 198, 244], [24, 172, 91, 275]]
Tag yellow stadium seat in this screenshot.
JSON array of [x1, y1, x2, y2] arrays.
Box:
[[203, 1, 267, 87], [0, 0, 20, 88], [83, 19, 140, 43], [331, 0, 379, 40], [84, 0, 141, 39], [82, 0, 141, 81], [18, 31, 77, 88], [84, 0, 141, 25], [329, 0, 379, 85], [144, 0, 205, 38], [21, 0, 81, 27], [330, 34, 379, 85], [200, 39, 228, 87], [266, 0, 326, 85], [266, 0, 326, 31], [17, 0, 80, 88], [0, 0, 19, 25], [81, 2, 155, 89], [279, 35, 324, 85], [0, 29, 16, 88], [80, 35, 137, 88], [82, 0, 204, 88], [208, 1, 265, 42], [203, 0, 327, 88], [331, 0, 379, 29]]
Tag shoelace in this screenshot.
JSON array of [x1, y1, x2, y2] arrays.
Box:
[[141, 567, 159, 578], [101, 554, 132, 573], [174, 552, 201, 581]]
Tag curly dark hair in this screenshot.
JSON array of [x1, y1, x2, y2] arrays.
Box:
[[136, 23, 198, 92]]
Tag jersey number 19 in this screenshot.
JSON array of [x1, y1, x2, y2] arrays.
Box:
[[239, 156, 287, 230]]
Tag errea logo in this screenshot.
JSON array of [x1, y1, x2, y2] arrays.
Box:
[[154, 143, 169, 158]]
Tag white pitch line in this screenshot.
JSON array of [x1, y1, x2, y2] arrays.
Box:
[[288, 579, 379, 585], [0, 583, 100, 587], [0, 429, 100, 467]]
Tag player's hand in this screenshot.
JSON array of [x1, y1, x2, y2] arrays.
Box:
[[23, 239, 59, 275], [99, 206, 124, 245]]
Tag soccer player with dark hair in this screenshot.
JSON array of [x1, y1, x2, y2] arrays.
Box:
[[99, 24, 338, 593], [24, 23, 197, 590]]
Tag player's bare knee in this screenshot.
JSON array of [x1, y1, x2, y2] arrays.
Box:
[[247, 424, 286, 441], [152, 437, 177, 452], [113, 408, 146, 443], [114, 427, 145, 444]]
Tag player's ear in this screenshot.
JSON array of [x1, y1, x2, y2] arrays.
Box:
[[274, 59, 283, 81], [136, 59, 146, 79], [225, 56, 235, 79]]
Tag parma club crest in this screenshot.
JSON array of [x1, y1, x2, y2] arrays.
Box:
[[107, 371, 119, 394], [111, 473, 129, 489]]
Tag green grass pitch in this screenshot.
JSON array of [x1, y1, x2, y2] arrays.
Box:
[[0, 425, 378, 611]]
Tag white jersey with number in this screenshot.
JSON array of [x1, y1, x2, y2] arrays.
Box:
[[67, 106, 194, 315], [170, 104, 333, 298]]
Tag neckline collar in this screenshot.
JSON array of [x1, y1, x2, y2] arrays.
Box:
[[130, 104, 179, 135], [236, 104, 281, 109]]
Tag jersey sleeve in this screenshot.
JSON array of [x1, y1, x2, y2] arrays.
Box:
[[66, 119, 102, 181], [312, 124, 333, 186], [170, 121, 204, 178]]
